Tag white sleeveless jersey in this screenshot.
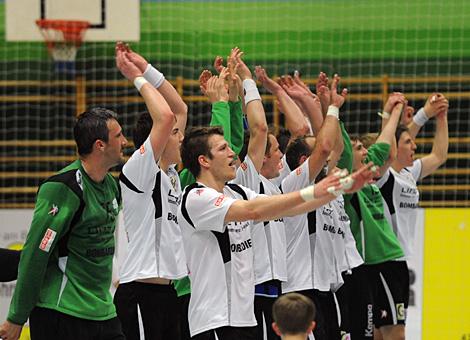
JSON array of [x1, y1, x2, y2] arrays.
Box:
[[376, 160, 422, 260], [178, 183, 258, 336], [119, 137, 187, 283]]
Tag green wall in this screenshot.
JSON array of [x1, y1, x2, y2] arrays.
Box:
[[1, 0, 470, 61]]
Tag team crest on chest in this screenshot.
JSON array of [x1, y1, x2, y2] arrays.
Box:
[[170, 175, 178, 191]]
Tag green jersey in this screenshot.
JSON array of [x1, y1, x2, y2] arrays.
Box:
[[7, 160, 121, 325], [344, 143, 404, 264]]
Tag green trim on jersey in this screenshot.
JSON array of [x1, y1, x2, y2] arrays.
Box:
[[229, 100, 244, 155], [174, 100, 244, 297], [345, 143, 404, 264], [7, 160, 121, 324]]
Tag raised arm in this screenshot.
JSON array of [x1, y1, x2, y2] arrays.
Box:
[[119, 42, 188, 132], [116, 44, 175, 161], [306, 74, 346, 182], [381, 92, 406, 131], [279, 74, 323, 135], [256, 66, 309, 138], [226, 49, 245, 155], [419, 108, 449, 179], [407, 93, 449, 139], [376, 99, 404, 146], [236, 52, 268, 171], [179, 71, 232, 188]]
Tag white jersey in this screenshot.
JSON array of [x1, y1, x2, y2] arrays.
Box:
[[232, 156, 288, 284], [119, 137, 187, 283], [376, 160, 422, 260], [333, 196, 363, 273], [270, 155, 291, 188], [280, 160, 314, 293], [178, 182, 258, 336], [313, 198, 346, 292]]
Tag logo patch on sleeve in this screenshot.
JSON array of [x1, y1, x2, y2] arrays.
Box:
[[296, 167, 302, 176], [48, 204, 59, 216], [240, 162, 248, 171], [39, 228, 57, 252], [140, 144, 145, 154], [214, 195, 225, 207]]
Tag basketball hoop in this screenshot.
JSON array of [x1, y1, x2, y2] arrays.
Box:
[[36, 19, 89, 72]]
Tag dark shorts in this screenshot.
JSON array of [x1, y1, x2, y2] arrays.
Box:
[[114, 281, 181, 340], [297, 289, 340, 340], [192, 326, 257, 340], [343, 265, 377, 339], [374, 260, 409, 327], [334, 270, 354, 339], [0, 248, 20, 282], [29, 306, 125, 340], [254, 280, 281, 340]]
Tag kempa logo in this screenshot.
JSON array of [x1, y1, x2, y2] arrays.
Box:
[[365, 304, 373, 337]]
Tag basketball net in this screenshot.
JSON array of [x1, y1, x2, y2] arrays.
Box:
[[36, 19, 90, 63]]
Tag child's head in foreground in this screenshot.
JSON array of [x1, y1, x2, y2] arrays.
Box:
[[272, 293, 316, 338]]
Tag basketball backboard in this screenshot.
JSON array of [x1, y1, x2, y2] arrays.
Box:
[[6, 0, 140, 41]]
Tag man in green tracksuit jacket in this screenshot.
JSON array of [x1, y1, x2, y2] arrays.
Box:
[[0, 107, 128, 340]]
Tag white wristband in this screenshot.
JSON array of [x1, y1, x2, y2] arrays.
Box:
[[143, 64, 165, 89], [299, 185, 315, 202], [327, 186, 344, 197], [326, 105, 339, 119], [339, 176, 354, 190], [378, 111, 391, 119], [243, 79, 261, 105], [413, 107, 429, 127], [133, 76, 149, 92]]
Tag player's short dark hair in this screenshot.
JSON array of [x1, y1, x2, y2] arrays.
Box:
[[276, 126, 291, 154], [272, 293, 316, 335], [285, 136, 313, 170], [133, 112, 152, 150], [181, 126, 224, 178], [359, 133, 378, 149], [74, 107, 117, 156], [349, 134, 361, 145]]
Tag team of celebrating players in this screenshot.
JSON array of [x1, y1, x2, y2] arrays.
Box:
[[0, 43, 448, 340]]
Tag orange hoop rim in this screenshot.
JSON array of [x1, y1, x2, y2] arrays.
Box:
[[36, 19, 90, 43]]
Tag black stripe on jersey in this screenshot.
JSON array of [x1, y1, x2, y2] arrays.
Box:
[[259, 182, 269, 226], [181, 182, 204, 228], [152, 171, 162, 219], [226, 183, 248, 200], [119, 172, 144, 193], [41, 169, 85, 257], [350, 193, 362, 221], [379, 173, 396, 215], [211, 229, 231, 264], [213, 183, 250, 263], [307, 211, 317, 235]]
